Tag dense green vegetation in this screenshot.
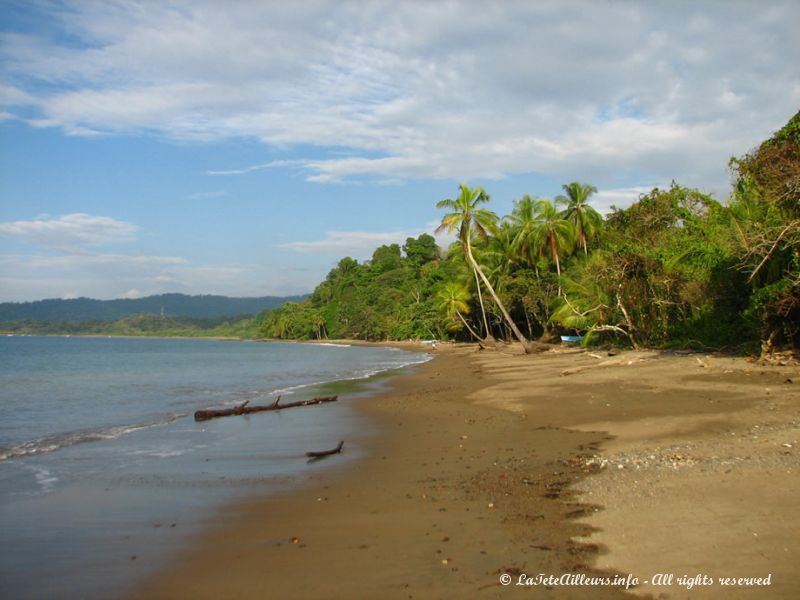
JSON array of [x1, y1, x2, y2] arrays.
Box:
[[0, 293, 306, 322], [0, 313, 260, 338], [260, 112, 799, 354]]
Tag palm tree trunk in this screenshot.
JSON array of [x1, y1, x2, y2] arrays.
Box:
[[550, 233, 561, 277], [524, 309, 533, 338], [473, 267, 492, 340], [550, 231, 562, 294], [466, 236, 531, 351], [456, 310, 485, 345]]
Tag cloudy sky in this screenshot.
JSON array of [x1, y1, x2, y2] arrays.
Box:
[[1, 1, 798, 302]]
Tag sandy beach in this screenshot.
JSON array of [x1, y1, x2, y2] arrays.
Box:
[[129, 343, 799, 599]]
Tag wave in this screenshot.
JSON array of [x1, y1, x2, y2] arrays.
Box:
[[268, 354, 432, 397], [0, 414, 182, 462], [194, 353, 433, 407], [130, 447, 189, 458]]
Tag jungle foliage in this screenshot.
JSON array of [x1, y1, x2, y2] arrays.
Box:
[[260, 112, 799, 354]]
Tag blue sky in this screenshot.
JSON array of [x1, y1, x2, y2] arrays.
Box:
[[1, 1, 798, 302]]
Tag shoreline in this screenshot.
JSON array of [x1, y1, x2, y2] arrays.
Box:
[[128, 344, 799, 599], [0, 337, 433, 600]]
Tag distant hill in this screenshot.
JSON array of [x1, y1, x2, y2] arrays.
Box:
[[0, 313, 263, 339], [0, 293, 307, 322]]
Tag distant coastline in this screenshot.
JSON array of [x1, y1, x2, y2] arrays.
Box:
[[0, 314, 260, 339], [0, 293, 307, 322], [0, 292, 314, 340]]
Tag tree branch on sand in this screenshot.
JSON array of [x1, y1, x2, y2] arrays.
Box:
[[194, 396, 338, 421], [306, 441, 345, 459]]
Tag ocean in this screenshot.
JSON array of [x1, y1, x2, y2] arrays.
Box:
[[0, 336, 430, 600]]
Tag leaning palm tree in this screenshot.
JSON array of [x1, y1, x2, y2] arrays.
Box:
[[557, 181, 601, 254], [436, 184, 532, 350], [436, 282, 484, 343]]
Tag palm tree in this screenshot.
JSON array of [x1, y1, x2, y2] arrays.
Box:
[[509, 194, 540, 268], [482, 220, 518, 288], [557, 181, 601, 254], [448, 239, 492, 339], [312, 310, 327, 339], [436, 184, 532, 350], [532, 198, 573, 279], [436, 282, 483, 343]]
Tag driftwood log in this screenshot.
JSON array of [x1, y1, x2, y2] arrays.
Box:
[[194, 395, 338, 422], [306, 441, 344, 459]]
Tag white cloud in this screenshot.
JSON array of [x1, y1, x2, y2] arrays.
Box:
[[591, 186, 663, 215], [0, 213, 138, 249], [1, 2, 797, 195], [0, 253, 314, 302], [277, 221, 456, 260], [206, 161, 291, 176], [0, 252, 191, 300], [0, 83, 34, 106], [276, 229, 421, 258], [21, 253, 187, 270]]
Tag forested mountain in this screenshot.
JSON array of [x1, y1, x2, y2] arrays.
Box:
[[260, 111, 799, 355], [0, 293, 306, 322], [0, 313, 261, 338]]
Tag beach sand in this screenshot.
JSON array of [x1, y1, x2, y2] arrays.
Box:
[[129, 343, 799, 599]]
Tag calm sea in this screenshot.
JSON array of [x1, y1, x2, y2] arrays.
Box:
[[0, 336, 430, 600]]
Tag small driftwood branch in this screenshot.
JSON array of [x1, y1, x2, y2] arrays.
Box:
[[194, 395, 338, 421], [306, 441, 344, 459]]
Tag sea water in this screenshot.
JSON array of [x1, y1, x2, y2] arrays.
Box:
[[0, 336, 430, 599]]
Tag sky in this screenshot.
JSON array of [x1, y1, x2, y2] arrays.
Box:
[[1, 1, 798, 302]]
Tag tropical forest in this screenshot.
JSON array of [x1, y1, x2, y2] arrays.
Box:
[[260, 111, 799, 355]]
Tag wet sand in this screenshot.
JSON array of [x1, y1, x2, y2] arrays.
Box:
[[129, 343, 799, 599]]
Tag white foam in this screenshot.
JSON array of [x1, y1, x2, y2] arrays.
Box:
[[24, 465, 59, 493], [131, 447, 187, 458], [266, 353, 431, 398], [0, 414, 181, 462]]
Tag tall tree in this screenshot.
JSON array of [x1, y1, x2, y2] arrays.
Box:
[[729, 111, 800, 352], [532, 198, 574, 280], [447, 239, 492, 338], [509, 194, 540, 268], [403, 234, 439, 266], [483, 220, 519, 288], [436, 184, 532, 350], [557, 181, 601, 254]]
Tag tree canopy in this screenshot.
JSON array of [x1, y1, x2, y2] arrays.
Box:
[[259, 112, 799, 355]]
